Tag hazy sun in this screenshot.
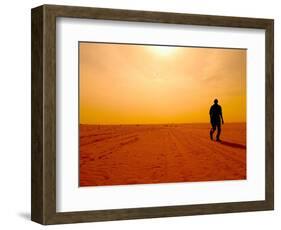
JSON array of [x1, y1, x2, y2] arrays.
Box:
[[149, 46, 177, 57]]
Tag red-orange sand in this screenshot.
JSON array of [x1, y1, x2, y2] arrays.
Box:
[[79, 123, 246, 186]]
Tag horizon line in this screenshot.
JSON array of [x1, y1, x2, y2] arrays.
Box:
[[80, 122, 246, 126]]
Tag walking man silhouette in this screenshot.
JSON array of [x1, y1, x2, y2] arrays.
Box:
[[209, 99, 224, 142]]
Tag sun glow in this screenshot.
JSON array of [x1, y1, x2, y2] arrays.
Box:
[[149, 46, 178, 56], [80, 43, 246, 124]]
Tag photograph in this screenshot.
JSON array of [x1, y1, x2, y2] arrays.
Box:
[[30, 4, 274, 224], [79, 42, 247, 187]]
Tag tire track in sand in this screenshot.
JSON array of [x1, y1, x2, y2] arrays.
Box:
[[169, 127, 245, 180]]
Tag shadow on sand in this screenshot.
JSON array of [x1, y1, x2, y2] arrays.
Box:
[[220, 141, 246, 149]]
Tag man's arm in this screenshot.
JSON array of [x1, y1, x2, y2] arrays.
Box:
[[220, 107, 224, 124]]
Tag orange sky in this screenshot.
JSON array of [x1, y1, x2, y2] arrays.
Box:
[[79, 42, 246, 124]]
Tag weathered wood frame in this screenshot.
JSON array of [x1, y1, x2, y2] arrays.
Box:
[[31, 4, 274, 225]]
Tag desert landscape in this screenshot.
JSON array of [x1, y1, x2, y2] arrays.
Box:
[[79, 123, 246, 186]]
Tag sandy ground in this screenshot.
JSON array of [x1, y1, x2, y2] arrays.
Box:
[[79, 123, 246, 186]]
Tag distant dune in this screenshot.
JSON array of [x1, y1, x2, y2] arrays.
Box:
[[79, 123, 246, 186]]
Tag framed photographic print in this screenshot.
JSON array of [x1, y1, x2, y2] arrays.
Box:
[[31, 4, 274, 225]]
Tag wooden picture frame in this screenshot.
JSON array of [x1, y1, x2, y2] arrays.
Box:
[[31, 4, 274, 225]]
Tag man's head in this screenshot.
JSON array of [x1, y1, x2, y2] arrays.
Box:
[[214, 99, 218, 104]]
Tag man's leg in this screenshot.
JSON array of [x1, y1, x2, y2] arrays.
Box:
[[216, 123, 221, 141], [210, 123, 216, 140]]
